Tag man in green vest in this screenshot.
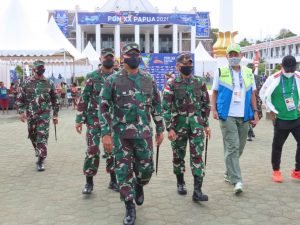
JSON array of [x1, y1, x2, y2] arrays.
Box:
[[260, 55, 300, 182], [211, 43, 259, 194]]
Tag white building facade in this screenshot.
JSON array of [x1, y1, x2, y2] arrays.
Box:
[[241, 36, 300, 74], [49, 0, 211, 58]]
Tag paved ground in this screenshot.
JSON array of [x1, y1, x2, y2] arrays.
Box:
[[0, 109, 300, 225]]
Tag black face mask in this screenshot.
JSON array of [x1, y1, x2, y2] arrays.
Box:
[[124, 56, 141, 69], [113, 68, 119, 72], [36, 67, 45, 76], [180, 66, 193, 76], [102, 59, 114, 69]]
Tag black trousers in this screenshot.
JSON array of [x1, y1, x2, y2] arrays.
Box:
[[272, 118, 300, 171]]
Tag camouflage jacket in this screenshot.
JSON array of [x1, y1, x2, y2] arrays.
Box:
[[99, 69, 165, 139], [76, 69, 113, 124], [15, 76, 59, 118], [163, 75, 210, 131]]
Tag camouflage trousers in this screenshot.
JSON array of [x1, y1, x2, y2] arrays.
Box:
[[27, 113, 50, 161], [171, 120, 205, 177], [84, 124, 114, 176], [113, 135, 154, 202]]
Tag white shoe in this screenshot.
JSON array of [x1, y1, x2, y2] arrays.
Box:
[[234, 182, 243, 194]]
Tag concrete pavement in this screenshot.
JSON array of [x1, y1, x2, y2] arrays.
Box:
[[0, 109, 300, 225]]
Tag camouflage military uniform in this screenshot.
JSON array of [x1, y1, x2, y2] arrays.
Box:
[[99, 68, 165, 202], [163, 75, 210, 177], [16, 73, 59, 161], [76, 69, 114, 176]]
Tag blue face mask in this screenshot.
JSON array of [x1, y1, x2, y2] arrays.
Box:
[[228, 57, 241, 66]]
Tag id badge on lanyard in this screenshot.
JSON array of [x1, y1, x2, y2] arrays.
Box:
[[285, 97, 296, 111], [281, 76, 296, 111], [230, 68, 243, 104], [233, 90, 242, 104]]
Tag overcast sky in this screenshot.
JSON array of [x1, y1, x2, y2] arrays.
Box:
[[1, 0, 299, 42]]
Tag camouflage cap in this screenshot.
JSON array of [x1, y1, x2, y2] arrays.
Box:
[[122, 42, 140, 54], [33, 60, 45, 68], [176, 53, 193, 64], [226, 43, 241, 54], [101, 48, 114, 57]]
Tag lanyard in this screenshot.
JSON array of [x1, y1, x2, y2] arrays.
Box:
[[229, 67, 243, 89], [281, 75, 295, 99]]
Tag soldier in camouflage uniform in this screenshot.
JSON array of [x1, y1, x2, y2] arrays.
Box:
[[99, 43, 164, 225], [16, 60, 59, 171], [246, 63, 263, 141], [75, 48, 118, 194], [163, 53, 211, 202]]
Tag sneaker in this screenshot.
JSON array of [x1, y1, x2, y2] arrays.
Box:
[[234, 182, 243, 194], [224, 174, 230, 183], [247, 137, 253, 141], [272, 170, 283, 183], [291, 170, 300, 180]]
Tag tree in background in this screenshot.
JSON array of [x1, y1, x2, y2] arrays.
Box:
[[276, 28, 296, 40], [272, 64, 281, 74], [15, 65, 23, 80], [239, 38, 252, 47]]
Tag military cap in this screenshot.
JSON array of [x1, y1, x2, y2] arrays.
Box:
[[33, 60, 45, 68], [176, 53, 193, 64], [101, 48, 114, 57], [226, 43, 241, 54], [122, 42, 140, 54]]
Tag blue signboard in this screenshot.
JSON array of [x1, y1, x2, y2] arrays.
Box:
[[54, 10, 69, 38], [140, 53, 193, 91], [78, 12, 206, 26], [196, 12, 210, 38], [10, 70, 18, 83]]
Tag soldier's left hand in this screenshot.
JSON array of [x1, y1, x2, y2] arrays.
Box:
[[53, 117, 58, 125], [155, 133, 164, 146], [204, 127, 211, 139], [251, 111, 259, 126]]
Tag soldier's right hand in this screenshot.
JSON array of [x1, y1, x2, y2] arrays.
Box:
[[168, 129, 177, 141], [75, 123, 83, 134], [212, 109, 219, 120], [102, 135, 113, 153], [19, 113, 27, 123]]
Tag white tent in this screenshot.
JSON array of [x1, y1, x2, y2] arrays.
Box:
[[0, 0, 84, 61], [47, 16, 84, 61], [82, 42, 100, 70], [194, 42, 217, 77], [0, 0, 65, 57], [0, 60, 10, 87]]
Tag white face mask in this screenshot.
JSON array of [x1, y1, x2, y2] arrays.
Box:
[[283, 72, 294, 78]]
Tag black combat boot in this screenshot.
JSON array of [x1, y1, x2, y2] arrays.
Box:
[[123, 200, 136, 225], [192, 175, 208, 201], [82, 176, 93, 194], [36, 159, 45, 172], [108, 172, 119, 192], [135, 182, 144, 206], [176, 174, 187, 195]]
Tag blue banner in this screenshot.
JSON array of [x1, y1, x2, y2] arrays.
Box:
[[10, 70, 18, 83], [196, 12, 210, 38], [54, 10, 69, 38], [78, 12, 208, 26], [140, 53, 193, 91]]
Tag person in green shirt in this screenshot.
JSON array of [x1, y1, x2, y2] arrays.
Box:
[[260, 55, 300, 182]]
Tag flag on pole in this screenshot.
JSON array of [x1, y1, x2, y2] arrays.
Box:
[[253, 50, 259, 76]]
